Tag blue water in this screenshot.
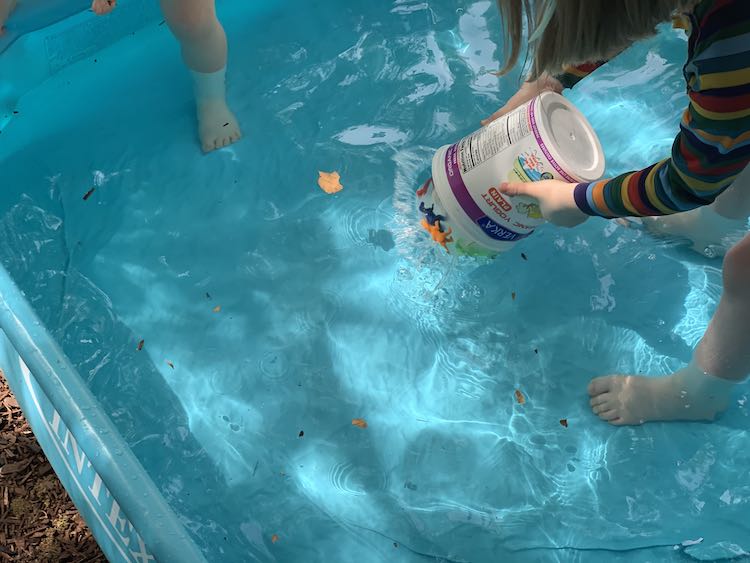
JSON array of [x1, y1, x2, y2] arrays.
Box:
[[1, 1, 750, 561]]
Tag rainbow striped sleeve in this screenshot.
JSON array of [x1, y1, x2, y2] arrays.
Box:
[[555, 61, 609, 89], [574, 0, 750, 218]]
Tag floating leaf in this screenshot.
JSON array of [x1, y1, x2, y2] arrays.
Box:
[[213, 305, 221, 313], [166, 361, 175, 369], [559, 419, 568, 428], [317, 171, 343, 194], [271, 534, 279, 544], [534, 348, 539, 354], [83, 187, 96, 201], [352, 418, 368, 428], [514, 389, 525, 404], [298, 430, 304, 438], [521, 253, 528, 261], [205, 292, 212, 300], [136, 339, 144, 351], [511, 292, 517, 301]]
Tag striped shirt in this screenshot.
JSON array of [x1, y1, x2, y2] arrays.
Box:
[[556, 0, 750, 218]]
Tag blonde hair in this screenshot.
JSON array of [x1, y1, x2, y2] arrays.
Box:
[[496, 0, 692, 79]]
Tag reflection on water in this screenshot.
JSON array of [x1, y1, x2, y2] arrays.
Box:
[[0, 1, 747, 561]]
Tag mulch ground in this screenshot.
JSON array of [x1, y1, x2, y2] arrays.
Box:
[[0, 372, 106, 562]]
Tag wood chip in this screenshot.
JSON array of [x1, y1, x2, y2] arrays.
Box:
[[0, 460, 31, 476]]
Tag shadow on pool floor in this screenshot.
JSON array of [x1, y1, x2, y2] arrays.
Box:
[[0, 371, 105, 563]]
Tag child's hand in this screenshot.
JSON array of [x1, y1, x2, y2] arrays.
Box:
[[91, 0, 117, 15], [500, 179, 588, 228], [482, 73, 563, 126]]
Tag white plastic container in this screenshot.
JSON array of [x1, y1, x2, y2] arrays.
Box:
[[417, 91, 605, 256]]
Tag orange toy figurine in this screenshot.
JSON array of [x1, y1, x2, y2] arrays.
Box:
[[420, 218, 453, 252]]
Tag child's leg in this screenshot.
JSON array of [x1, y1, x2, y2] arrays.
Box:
[[588, 231, 750, 425], [159, 0, 241, 152], [0, 0, 18, 34], [641, 166, 750, 257]]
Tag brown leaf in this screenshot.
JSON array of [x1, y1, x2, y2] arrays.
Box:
[[559, 419, 568, 428], [351, 418, 368, 429], [82, 187, 95, 201], [136, 340, 144, 351], [521, 253, 528, 261], [212, 305, 221, 313], [514, 389, 525, 405], [166, 361, 174, 369], [511, 292, 516, 301], [317, 171, 343, 194], [271, 534, 279, 544]]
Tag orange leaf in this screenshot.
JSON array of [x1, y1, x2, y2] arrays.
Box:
[[559, 419, 568, 428], [136, 339, 144, 351], [352, 418, 368, 428], [318, 171, 343, 194], [213, 305, 221, 313], [271, 534, 279, 544], [166, 361, 174, 369], [514, 389, 525, 405]]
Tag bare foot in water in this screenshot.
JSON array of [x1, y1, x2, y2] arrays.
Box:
[[0, 0, 18, 35], [640, 206, 747, 258], [197, 99, 241, 152], [588, 363, 734, 425]]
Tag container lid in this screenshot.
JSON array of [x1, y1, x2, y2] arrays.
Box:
[[538, 91, 605, 183]]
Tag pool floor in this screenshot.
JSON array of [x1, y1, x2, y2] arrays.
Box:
[[1, 0, 750, 561]]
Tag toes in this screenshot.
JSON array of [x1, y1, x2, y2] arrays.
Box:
[[597, 409, 620, 421], [589, 393, 611, 408], [592, 402, 612, 415], [609, 417, 633, 427], [588, 376, 615, 397]]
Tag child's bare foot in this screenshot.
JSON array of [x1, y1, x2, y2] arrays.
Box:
[[0, 0, 18, 35], [588, 363, 734, 425], [197, 99, 241, 152], [641, 206, 747, 258]]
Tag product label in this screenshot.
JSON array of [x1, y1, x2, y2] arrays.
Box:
[[443, 144, 533, 243], [457, 103, 531, 174]]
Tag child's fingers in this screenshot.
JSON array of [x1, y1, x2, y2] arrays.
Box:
[[499, 181, 540, 199]]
